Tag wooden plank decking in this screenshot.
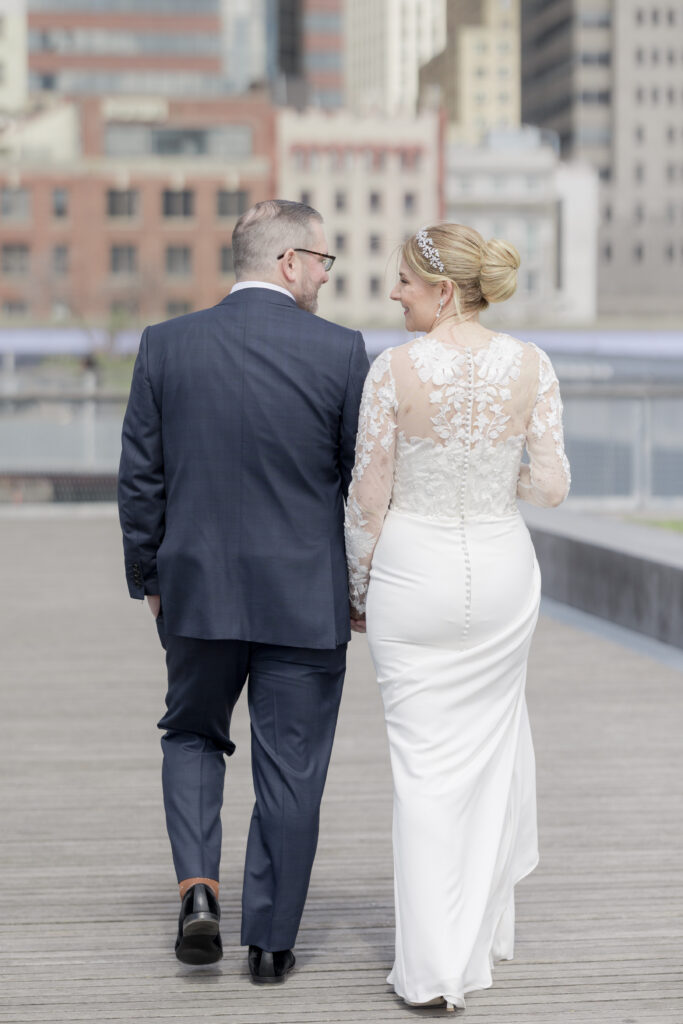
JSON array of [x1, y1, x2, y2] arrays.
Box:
[[1, 509, 682, 1023]]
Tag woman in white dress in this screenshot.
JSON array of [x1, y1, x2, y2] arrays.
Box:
[[344, 224, 570, 1011]]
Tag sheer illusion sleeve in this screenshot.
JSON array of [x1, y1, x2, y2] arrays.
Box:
[[344, 349, 398, 614], [517, 346, 571, 508]]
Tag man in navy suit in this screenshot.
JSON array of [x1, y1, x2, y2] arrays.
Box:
[[118, 200, 368, 980]]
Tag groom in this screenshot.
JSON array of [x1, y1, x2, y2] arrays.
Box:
[[118, 200, 368, 980]]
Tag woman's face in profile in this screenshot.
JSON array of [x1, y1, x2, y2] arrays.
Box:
[[390, 259, 439, 333]]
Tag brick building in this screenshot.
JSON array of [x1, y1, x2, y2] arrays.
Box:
[[0, 92, 276, 325]]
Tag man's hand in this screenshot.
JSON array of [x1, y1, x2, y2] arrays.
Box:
[[146, 594, 161, 619]]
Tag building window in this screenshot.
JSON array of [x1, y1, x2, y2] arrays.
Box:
[[335, 276, 346, 297], [369, 276, 381, 297], [581, 90, 611, 104], [526, 270, 538, 293], [300, 190, 312, 206], [665, 244, 675, 262], [635, 163, 645, 182], [667, 125, 675, 142], [335, 190, 346, 211], [1, 244, 29, 274], [404, 192, 416, 214], [636, 48, 644, 63], [0, 187, 30, 220], [636, 8, 644, 22], [110, 245, 137, 274], [369, 234, 382, 254], [365, 150, 385, 171], [636, 86, 644, 103], [652, 8, 659, 23], [604, 203, 612, 222], [52, 244, 69, 275], [634, 243, 644, 262], [603, 243, 612, 262], [401, 150, 421, 171], [369, 192, 381, 212], [52, 188, 68, 218], [334, 233, 346, 253], [162, 189, 194, 218], [107, 188, 138, 218], [219, 246, 234, 274], [216, 189, 248, 217], [167, 301, 191, 316], [599, 167, 612, 182], [634, 203, 645, 222], [667, 164, 676, 182], [635, 124, 645, 143], [667, 9, 676, 25], [166, 245, 192, 276]]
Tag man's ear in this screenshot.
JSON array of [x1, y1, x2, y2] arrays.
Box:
[[280, 248, 297, 284]]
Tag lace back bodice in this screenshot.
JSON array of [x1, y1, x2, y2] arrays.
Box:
[[345, 332, 570, 612]]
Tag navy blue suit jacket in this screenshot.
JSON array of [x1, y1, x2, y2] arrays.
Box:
[[118, 287, 369, 649]]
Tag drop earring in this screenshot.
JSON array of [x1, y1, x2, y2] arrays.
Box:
[[435, 296, 445, 320]]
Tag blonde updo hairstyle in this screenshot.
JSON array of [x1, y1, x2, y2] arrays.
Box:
[[403, 223, 520, 315]]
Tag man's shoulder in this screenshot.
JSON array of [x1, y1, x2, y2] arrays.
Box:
[[297, 308, 362, 345], [146, 303, 221, 338]]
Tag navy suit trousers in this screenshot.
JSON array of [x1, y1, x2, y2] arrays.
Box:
[[156, 618, 346, 952]]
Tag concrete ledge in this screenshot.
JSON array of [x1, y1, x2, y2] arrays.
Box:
[[524, 506, 683, 650]]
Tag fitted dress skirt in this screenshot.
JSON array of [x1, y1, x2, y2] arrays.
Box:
[[366, 507, 541, 1009]]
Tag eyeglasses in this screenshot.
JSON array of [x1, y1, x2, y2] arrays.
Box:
[[277, 248, 336, 272]]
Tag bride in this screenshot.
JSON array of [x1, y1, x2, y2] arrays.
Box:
[[344, 224, 570, 1011]]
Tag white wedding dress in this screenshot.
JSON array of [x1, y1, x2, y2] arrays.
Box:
[[345, 332, 570, 1009]]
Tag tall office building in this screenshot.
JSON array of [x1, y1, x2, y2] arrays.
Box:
[[419, 0, 520, 144], [303, 0, 343, 108], [345, 0, 447, 115], [278, 107, 442, 326], [221, 0, 269, 95], [26, 0, 224, 97], [521, 0, 683, 316], [221, 2, 344, 108]]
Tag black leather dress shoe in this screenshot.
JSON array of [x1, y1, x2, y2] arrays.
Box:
[[248, 944, 295, 984], [175, 884, 222, 965]]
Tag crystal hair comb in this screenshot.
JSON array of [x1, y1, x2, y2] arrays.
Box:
[[415, 228, 445, 274]]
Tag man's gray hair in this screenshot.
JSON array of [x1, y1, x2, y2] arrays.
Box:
[[232, 199, 323, 279]]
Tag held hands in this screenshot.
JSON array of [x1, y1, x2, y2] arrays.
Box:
[[146, 594, 161, 620], [350, 603, 366, 634]]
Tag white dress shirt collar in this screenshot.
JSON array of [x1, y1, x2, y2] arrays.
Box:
[[230, 281, 296, 302]]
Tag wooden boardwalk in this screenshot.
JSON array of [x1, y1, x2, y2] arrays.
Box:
[[1, 509, 682, 1023]]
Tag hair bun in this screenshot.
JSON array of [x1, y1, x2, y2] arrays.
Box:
[[479, 239, 520, 304]]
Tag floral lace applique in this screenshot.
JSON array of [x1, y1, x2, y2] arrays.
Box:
[[352, 348, 397, 482]]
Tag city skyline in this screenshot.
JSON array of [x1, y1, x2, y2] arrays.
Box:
[[0, 1, 680, 326]]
